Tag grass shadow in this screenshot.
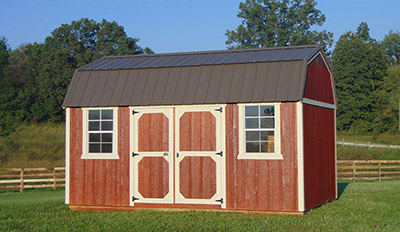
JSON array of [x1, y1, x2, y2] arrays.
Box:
[[337, 182, 349, 199]]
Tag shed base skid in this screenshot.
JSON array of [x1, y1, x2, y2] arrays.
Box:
[[68, 205, 304, 216]]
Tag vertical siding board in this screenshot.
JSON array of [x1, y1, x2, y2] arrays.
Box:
[[304, 104, 336, 210], [225, 103, 297, 211], [304, 56, 334, 104]]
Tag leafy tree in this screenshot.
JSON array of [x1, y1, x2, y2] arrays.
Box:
[[382, 30, 400, 65], [374, 65, 400, 133], [0, 37, 19, 136], [331, 22, 389, 133], [225, 0, 333, 51]]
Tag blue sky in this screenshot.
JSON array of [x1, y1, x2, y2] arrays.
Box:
[[1, 0, 399, 53]]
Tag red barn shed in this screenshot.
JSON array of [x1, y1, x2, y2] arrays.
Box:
[[62, 45, 337, 214]]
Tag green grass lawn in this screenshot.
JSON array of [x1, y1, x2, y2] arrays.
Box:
[[0, 181, 399, 231]]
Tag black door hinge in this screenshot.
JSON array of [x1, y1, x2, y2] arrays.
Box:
[[216, 198, 223, 204], [132, 110, 139, 115], [132, 152, 139, 157], [216, 151, 223, 157], [132, 196, 139, 202], [215, 107, 223, 113]]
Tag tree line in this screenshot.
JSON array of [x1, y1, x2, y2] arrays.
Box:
[[0, 18, 153, 136], [1, 0, 400, 136]]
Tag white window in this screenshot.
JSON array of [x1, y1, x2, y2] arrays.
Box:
[[238, 103, 282, 160], [81, 108, 119, 159]]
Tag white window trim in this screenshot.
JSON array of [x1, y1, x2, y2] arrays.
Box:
[[238, 103, 283, 160], [81, 107, 119, 160]]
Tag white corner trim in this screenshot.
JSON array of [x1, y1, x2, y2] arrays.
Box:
[[297, 102, 305, 212], [237, 103, 283, 160], [81, 107, 119, 160], [65, 108, 70, 204], [302, 98, 336, 110]]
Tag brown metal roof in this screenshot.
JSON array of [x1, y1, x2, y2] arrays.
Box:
[[63, 45, 323, 107]]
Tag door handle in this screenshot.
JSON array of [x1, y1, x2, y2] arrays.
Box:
[[176, 153, 179, 158]]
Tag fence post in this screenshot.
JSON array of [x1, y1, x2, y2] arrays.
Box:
[[352, 161, 356, 182], [20, 168, 24, 192], [53, 168, 56, 190], [378, 161, 382, 182]]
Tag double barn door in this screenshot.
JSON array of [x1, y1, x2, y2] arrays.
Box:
[[131, 106, 225, 206]]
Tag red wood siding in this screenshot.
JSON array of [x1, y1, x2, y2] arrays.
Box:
[[179, 157, 216, 199], [225, 103, 298, 211], [138, 157, 169, 198], [69, 107, 130, 206], [303, 104, 336, 210], [138, 113, 169, 152], [304, 55, 334, 104], [179, 112, 216, 151]]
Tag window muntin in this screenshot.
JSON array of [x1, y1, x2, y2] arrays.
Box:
[[244, 105, 275, 153], [88, 109, 114, 153]]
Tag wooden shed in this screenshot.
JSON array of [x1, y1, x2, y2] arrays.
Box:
[[62, 45, 337, 214]]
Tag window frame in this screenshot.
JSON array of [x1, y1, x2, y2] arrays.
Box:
[[238, 103, 283, 160], [81, 107, 119, 160]]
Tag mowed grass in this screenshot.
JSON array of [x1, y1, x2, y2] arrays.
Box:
[[0, 181, 399, 231]]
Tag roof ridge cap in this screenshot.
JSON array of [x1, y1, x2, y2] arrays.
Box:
[[101, 45, 321, 59]]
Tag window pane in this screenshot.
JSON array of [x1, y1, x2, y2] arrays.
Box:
[[261, 142, 274, 153], [89, 121, 100, 131], [260, 118, 274, 128], [245, 106, 258, 116], [246, 142, 260, 153], [89, 133, 100, 142], [89, 110, 100, 120], [101, 110, 113, 120], [246, 131, 259, 141], [102, 144, 112, 153], [261, 131, 274, 141], [245, 118, 259, 129], [101, 121, 113, 131], [260, 105, 274, 116], [89, 143, 100, 153], [102, 133, 113, 143]]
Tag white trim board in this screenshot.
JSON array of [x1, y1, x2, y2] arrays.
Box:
[[65, 108, 70, 204], [302, 98, 336, 110], [296, 102, 305, 212]]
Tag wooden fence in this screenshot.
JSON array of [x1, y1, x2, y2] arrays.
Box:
[[0, 167, 65, 192], [0, 161, 399, 191], [337, 160, 400, 182]]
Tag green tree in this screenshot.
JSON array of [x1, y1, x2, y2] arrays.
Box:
[[225, 0, 333, 51], [0, 37, 19, 136], [331, 22, 389, 133], [382, 30, 400, 65], [8, 18, 150, 122], [373, 65, 400, 133]]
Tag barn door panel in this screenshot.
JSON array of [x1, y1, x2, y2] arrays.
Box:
[[175, 106, 224, 205], [132, 108, 173, 204]]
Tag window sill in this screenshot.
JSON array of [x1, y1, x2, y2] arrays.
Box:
[[237, 153, 283, 160], [81, 154, 120, 160]]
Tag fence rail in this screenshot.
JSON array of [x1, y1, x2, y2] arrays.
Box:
[[337, 140, 400, 149], [0, 161, 399, 191], [337, 160, 400, 182], [0, 167, 65, 192]]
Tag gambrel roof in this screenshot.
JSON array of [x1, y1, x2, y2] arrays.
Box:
[[62, 45, 326, 107]]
